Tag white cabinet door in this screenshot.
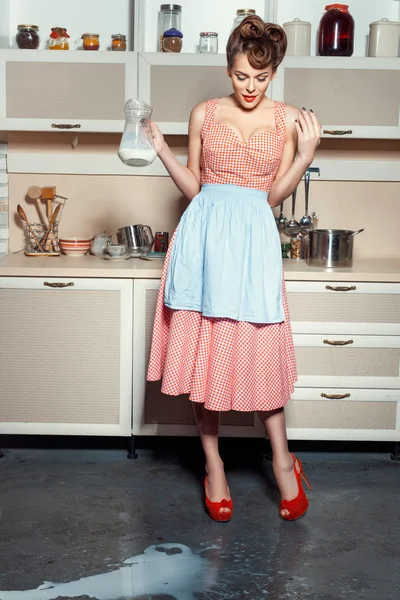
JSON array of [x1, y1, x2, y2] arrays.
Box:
[[0, 51, 137, 132], [286, 281, 400, 335], [138, 54, 233, 134], [133, 279, 265, 437], [272, 57, 400, 139], [0, 277, 133, 436]]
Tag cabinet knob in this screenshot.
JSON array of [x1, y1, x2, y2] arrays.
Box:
[[323, 130, 353, 136], [321, 393, 351, 400], [44, 281, 75, 288], [323, 339, 354, 346], [326, 285, 356, 292]]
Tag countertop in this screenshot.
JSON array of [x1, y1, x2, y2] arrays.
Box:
[[0, 254, 400, 282]]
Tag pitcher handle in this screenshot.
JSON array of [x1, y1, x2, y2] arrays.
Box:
[[349, 228, 364, 238]]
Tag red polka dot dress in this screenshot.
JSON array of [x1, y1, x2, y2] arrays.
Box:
[[147, 99, 297, 412]]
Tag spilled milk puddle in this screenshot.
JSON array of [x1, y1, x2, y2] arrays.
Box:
[[0, 543, 216, 600]]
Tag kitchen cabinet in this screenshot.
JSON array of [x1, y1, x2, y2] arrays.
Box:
[[0, 277, 133, 436], [286, 281, 400, 442], [132, 278, 265, 437], [271, 57, 400, 139], [0, 51, 137, 133], [138, 54, 233, 134]]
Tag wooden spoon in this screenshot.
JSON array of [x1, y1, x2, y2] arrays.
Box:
[[17, 204, 43, 251], [41, 203, 61, 250]]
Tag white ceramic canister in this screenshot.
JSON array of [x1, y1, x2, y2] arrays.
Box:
[[283, 18, 311, 56], [368, 18, 400, 58]]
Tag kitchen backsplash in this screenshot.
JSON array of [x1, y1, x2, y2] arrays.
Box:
[[7, 173, 400, 258]]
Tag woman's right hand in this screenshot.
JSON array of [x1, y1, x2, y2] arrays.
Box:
[[150, 120, 166, 155]]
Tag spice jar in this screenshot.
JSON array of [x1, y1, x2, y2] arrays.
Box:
[[48, 27, 70, 50], [16, 25, 40, 49], [158, 4, 182, 51], [80, 33, 100, 51], [232, 9, 256, 31], [162, 28, 183, 52], [199, 32, 218, 53], [283, 18, 311, 56], [111, 33, 127, 51], [318, 4, 354, 57]]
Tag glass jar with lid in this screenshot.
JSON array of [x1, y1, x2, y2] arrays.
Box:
[[111, 34, 127, 51], [232, 9, 256, 31], [158, 4, 182, 51], [162, 28, 183, 52], [79, 33, 100, 51], [49, 27, 70, 50], [16, 25, 40, 49], [318, 4, 354, 56], [199, 32, 218, 54]]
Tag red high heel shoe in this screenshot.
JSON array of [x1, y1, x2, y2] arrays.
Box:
[[279, 454, 312, 521], [204, 477, 233, 522]]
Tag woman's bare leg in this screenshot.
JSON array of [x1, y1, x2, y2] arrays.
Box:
[[258, 408, 299, 517], [192, 403, 231, 513]]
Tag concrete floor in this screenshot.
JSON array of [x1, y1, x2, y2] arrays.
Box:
[[0, 444, 399, 600]]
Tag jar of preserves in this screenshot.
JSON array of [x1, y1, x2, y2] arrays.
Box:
[[80, 33, 100, 51], [232, 9, 256, 31], [49, 27, 70, 50], [111, 33, 127, 51], [318, 4, 354, 57], [162, 28, 183, 52], [199, 32, 218, 53], [16, 24, 40, 49], [158, 4, 182, 51]]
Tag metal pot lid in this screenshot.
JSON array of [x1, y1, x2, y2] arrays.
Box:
[[160, 4, 182, 11]]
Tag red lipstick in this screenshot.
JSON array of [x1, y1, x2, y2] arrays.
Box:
[[243, 95, 257, 103]]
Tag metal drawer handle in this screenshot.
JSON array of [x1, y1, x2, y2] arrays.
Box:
[[326, 285, 356, 292], [323, 339, 354, 346], [51, 124, 81, 129], [44, 281, 75, 288], [321, 393, 351, 400], [323, 129, 353, 136]]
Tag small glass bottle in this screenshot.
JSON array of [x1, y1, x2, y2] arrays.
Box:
[[232, 9, 256, 31], [158, 4, 182, 51], [199, 32, 218, 54], [162, 28, 183, 52], [48, 27, 70, 50], [111, 34, 127, 51], [318, 4, 354, 57], [16, 24, 40, 49], [80, 33, 100, 51]]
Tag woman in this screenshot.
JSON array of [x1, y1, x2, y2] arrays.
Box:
[[147, 16, 320, 522]]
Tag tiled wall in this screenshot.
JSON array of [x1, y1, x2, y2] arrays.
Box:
[[0, 144, 8, 255]]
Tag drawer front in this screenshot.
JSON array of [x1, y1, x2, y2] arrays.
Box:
[[286, 281, 400, 335], [294, 335, 400, 388]]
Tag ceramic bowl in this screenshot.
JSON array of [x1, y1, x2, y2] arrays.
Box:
[[60, 238, 91, 257], [107, 243, 128, 257]]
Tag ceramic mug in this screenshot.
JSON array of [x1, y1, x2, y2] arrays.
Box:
[[107, 243, 128, 257]]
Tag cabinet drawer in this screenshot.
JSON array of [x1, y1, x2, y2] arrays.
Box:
[[286, 281, 400, 335], [286, 388, 399, 434], [294, 335, 400, 388]]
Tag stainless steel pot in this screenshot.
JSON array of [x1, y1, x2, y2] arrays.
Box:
[[117, 224, 154, 257], [306, 228, 364, 268]]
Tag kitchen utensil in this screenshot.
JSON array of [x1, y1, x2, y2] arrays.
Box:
[[118, 99, 157, 167], [26, 186, 47, 225], [91, 231, 113, 256], [275, 203, 287, 231], [306, 228, 364, 268], [300, 167, 320, 230], [117, 225, 154, 256], [17, 204, 44, 250], [41, 203, 61, 249], [284, 188, 301, 235]]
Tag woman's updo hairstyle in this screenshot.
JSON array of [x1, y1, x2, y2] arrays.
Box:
[[227, 15, 287, 72]]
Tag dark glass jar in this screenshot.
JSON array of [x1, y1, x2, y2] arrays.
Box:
[[318, 4, 354, 57], [16, 24, 40, 49]]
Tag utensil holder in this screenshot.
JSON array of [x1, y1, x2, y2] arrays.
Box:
[[24, 222, 60, 256]]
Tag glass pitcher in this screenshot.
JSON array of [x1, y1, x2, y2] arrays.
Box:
[[118, 99, 157, 167]]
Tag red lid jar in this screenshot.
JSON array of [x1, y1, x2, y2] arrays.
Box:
[[318, 4, 354, 56]]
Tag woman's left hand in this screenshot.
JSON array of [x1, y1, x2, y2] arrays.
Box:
[[295, 108, 321, 166]]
